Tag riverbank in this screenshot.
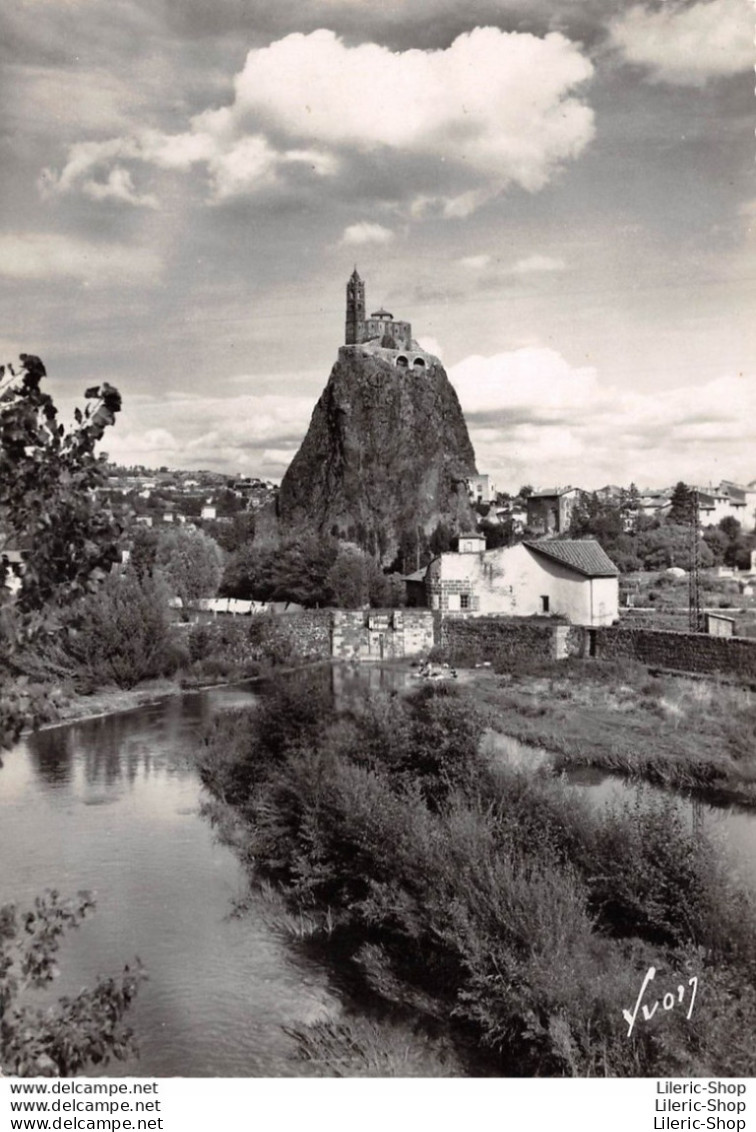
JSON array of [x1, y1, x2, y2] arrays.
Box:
[[33, 657, 341, 732], [453, 659, 756, 806], [40, 675, 215, 729]]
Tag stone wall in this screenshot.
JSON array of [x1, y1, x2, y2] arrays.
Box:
[[593, 626, 756, 680], [263, 610, 333, 661], [332, 609, 434, 661], [206, 610, 756, 680], [439, 615, 561, 667], [185, 612, 332, 669], [201, 608, 434, 664]]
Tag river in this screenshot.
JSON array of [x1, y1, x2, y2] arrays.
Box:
[[0, 682, 339, 1077]]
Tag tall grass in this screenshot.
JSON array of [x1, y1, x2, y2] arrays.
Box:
[[471, 662, 756, 802]]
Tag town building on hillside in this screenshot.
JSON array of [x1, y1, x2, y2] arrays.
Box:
[[595, 484, 623, 502], [467, 474, 494, 505], [638, 490, 672, 519], [696, 482, 754, 528], [341, 268, 438, 370], [421, 539, 619, 627], [526, 487, 583, 535]]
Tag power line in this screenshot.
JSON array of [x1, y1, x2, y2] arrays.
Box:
[[688, 488, 702, 633]]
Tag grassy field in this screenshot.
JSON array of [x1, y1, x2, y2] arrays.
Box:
[[458, 659, 756, 803]]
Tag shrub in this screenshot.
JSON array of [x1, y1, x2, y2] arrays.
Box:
[[159, 633, 191, 676], [197, 668, 332, 805], [62, 572, 173, 689], [0, 890, 144, 1076], [188, 623, 213, 662]]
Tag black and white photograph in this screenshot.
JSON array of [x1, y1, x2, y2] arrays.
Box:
[[1, 0, 756, 1103]]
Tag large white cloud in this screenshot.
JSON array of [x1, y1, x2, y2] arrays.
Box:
[[451, 348, 599, 419], [608, 0, 753, 86], [449, 348, 756, 490], [0, 232, 161, 283], [102, 389, 316, 473], [43, 27, 595, 216]]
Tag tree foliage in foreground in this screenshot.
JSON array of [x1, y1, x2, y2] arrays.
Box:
[[0, 355, 123, 747], [0, 355, 123, 611], [0, 891, 144, 1076]]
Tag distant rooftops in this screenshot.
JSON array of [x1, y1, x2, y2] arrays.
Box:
[[529, 486, 580, 498]]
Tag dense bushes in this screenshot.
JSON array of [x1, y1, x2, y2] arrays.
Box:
[[62, 572, 177, 689], [221, 533, 406, 609], [199, 675, 756, 1076]]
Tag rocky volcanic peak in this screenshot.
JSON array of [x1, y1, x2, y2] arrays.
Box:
[[278, 349, 478, 565]]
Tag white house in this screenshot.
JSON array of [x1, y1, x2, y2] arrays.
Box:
[[466, 474, 494, 505], [425, 539, 619, 627], [697, 482, 754, 529]]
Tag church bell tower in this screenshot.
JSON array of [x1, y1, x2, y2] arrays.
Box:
[[345, 267, 366, 345]]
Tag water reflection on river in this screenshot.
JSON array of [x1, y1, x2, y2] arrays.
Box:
[[0, 683, 338, 1077]]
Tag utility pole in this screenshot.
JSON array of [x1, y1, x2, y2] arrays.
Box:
[[688, 487, 702, 633]]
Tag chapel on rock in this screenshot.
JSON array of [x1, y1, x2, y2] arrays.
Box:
[[341, 268, 437, 370]]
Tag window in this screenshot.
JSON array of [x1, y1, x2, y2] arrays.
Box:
[[541, 595, 550, 613], [460, 594, 471, 610]]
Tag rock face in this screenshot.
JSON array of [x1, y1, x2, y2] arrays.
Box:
[[278, 349, 478, 566]]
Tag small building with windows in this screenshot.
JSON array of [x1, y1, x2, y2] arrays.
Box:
[[457, 534, 487, 554], [467, 474, 494, 505], [526, 487, 584, 535], [424, 539, 619, 627]]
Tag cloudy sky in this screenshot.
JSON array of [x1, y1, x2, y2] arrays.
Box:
[[2, 0, 754, 491]]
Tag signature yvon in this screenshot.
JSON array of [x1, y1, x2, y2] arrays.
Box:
[[623, 966, 698, 1037]]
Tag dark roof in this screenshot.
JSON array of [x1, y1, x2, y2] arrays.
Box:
[[403, 568, 427, 583], [523, 539, 619, 577]]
